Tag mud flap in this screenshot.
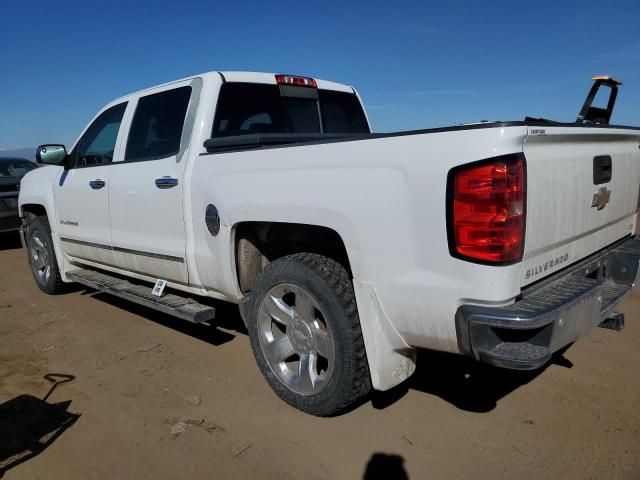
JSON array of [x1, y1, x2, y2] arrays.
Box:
[[353, 280, 416, 391]]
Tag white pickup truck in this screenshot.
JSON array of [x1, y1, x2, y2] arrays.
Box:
[[19, 72, 640, 415]]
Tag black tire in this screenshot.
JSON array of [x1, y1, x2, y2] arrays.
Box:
[[246, 253, 371, 416], [26, 216, 64, 294]]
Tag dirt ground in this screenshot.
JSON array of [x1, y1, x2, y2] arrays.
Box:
[[0, 232, 639, 480]]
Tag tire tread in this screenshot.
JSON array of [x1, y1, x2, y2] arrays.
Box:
[[28, 216, 64, 294], [248, 252, 372, 416]]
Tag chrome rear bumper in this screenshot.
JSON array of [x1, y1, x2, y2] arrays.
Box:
[[456, 235, 640, 370]]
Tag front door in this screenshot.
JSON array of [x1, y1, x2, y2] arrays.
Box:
[[54, 102, 127, 265], [108, 82, 197, 283]]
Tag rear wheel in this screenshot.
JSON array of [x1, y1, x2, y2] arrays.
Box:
[[27, 216, 64, 294], [246, 253, 371, 416]]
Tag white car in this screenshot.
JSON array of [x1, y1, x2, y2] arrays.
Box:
[[19, 72, 640, 415]]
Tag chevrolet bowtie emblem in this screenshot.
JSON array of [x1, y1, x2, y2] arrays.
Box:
[[591, 187, 611, 210]]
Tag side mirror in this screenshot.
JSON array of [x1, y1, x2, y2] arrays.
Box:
[[36, 144, 67, 165]]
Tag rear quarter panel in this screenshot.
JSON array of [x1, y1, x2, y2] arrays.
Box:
[[189, 126, 528, 353]]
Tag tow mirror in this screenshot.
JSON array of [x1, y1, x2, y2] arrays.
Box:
[[36, 144, 67, 165]]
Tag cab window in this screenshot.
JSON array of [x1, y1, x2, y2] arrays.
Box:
[[125, 86, 192, 162], [211, 83, 370, 137], [72, 103, 127, 168]]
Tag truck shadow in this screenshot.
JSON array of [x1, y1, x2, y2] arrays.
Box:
[[83, 290, 573, 414], [372, 347, 572, 413], [0, 232, 21, 251], [0, 374, 80, 478], [89, 292, 243, 347]]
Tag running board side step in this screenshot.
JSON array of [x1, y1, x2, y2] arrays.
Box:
[[67, 269, 216, 323]]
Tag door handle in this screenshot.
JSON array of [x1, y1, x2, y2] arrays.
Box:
[[155, 177, 179, 189], [89, 179, 106, 189]]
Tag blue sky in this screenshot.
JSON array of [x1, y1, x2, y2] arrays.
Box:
[[1, 0, 638, 149]]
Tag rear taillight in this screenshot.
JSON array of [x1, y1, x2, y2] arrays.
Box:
[[447, 153, 526, 264], [275, 74, 317, 88]]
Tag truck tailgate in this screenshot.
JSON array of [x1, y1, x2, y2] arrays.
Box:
[[522, 126, 640, 286]]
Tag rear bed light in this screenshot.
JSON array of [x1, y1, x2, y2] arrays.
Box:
[[447, 153, 526, 265], [275, 74, 317, 88]]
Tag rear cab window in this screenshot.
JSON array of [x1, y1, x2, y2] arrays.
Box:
[[212, 83, 369, 137], [318, 89, 369, 133]]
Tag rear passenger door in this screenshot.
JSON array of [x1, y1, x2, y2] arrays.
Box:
[[108, 79, 200, 283]]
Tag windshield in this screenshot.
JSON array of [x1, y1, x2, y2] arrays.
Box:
[[0, 159, 38, 179], [212, 83, 370, 137]]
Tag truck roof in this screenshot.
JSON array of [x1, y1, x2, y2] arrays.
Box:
[[110, 71, 355, 105]]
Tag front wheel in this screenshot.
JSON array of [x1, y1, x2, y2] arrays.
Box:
[[26, 216, 64, 294], [246, 253, 371, 416]]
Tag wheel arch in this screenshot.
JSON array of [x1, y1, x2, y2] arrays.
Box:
[[233, 221, 353, 295], [20, 203, 49, 221], [19, 195, 73, 283], [232, 220, 417, 392]]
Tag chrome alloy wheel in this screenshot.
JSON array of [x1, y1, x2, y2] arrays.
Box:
[[29, 231, 51, 285], [257, 283, 335, 395]]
